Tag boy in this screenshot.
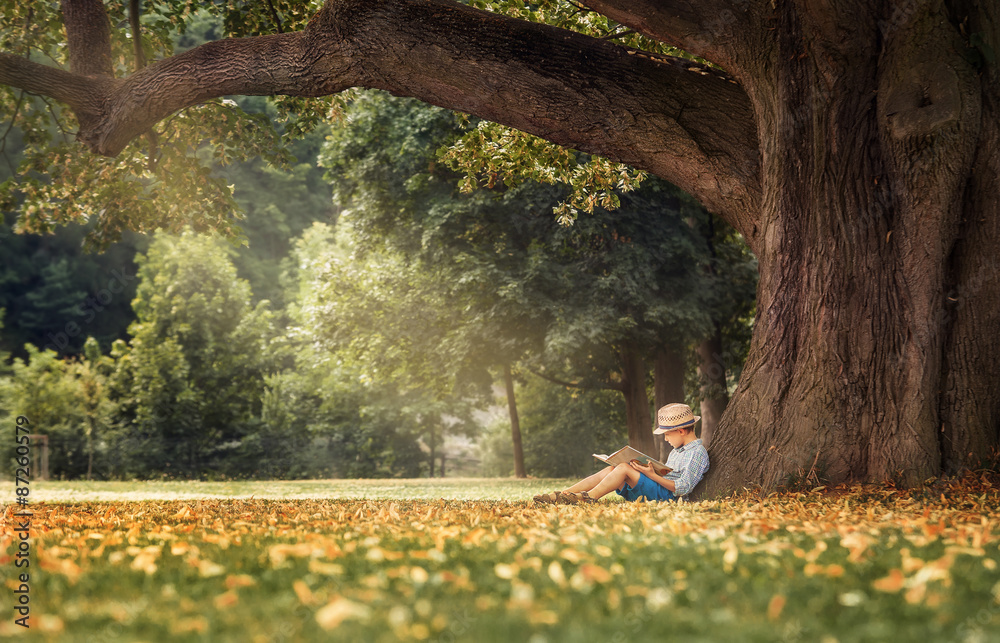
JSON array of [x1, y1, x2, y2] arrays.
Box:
[[533, 403, 710, 504]]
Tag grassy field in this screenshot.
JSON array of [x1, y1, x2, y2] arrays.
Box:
[[0, 478, 571, 503], [2, 475, 999, 642]]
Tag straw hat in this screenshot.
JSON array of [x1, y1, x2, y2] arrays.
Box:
[[653, 403, 701, 434]]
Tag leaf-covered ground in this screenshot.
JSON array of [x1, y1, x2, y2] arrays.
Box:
[[2, 475, 999, 642]]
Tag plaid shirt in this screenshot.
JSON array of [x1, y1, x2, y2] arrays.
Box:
[[664, 439, 710, 496]]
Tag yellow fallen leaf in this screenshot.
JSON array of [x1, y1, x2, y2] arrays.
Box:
[[841, 532, 871, 562], [548, 561, 567, 587], [767, 594, 786, 621], [197, 559, 226, 578], [580, 563, 612, 583], [130, 552, 158, 575], [214, 590, 239, 609], [873, 569, 905, 592], [315, 596, 371, 631], [722, 542, 739, 569], [268, 543, 315, 566], [170, 616, 209, 634], [528, 610, 559, 625], [308, 559, 344, 576], [410, 566, 429, 584], [560, 549, 585, 563], [225, 574, 256, 589], [294, 579, 316, 605]]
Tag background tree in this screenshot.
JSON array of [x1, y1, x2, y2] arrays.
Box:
[[108, 230, 275, 478], [79, 336, 114, 479], [3, 0, 996, 493], [270, 222, 466, 477], [0, 344, 91, 477]]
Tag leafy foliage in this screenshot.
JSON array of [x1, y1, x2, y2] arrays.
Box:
[[108, 230, 276, 478], [0, 1, 330, 247], [0, 343, 110, 478], [320, 92, 749, 389], [442, 121, 646, 224], [269, 223, 478, 477], [478, 377, 628, 478]]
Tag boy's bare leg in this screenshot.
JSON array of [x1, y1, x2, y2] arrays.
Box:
[[585, 463, 641, 499], [562, 466, 614, 494]]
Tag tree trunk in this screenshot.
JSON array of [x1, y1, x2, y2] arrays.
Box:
[[428, 425, 436, 478], [620, 343, 655, 456], [653, 346, 686, 462], [696, 323, 728, 447], [503, 363, 527, 478], [695, 0, 995, 497]]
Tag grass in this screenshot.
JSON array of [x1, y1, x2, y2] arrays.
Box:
[[0, 478, 574, 503], [2, 475, 999, 642]]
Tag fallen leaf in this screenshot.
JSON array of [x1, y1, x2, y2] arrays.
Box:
[[315, 596, 371, 631]]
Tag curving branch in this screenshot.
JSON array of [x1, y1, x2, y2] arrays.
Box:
[[0, 0, 762, 231], [578, 0, 765, 73]]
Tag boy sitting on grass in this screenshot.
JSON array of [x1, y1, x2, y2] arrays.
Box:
[[534, 403, 710, 504]]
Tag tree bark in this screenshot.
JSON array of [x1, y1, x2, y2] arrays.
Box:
[[620, 343, 655, 455], [693, 0, 996, 497], [60, 0, 114, 77], [937, 1, 1000, 474], [503, 363, 526, 478], [653, 346, 686, 461]]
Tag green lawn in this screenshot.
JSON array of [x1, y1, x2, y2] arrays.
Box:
[[0, 477, 576, 503], [2, 476, 999, 642]]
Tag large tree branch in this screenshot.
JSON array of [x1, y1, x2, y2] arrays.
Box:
[[332, 0, 760, 226], [0, 53, 111, 120], [1, 0, 762, 231], [60, 0, 114, 77], [579, 0, 764, 73]]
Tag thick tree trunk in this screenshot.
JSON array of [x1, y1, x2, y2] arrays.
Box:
[[503, 363, 527, 478], [695, 0, 995, 497], [937, 2, 1000, 473], [653, 346, 686, 462], [621, 343, 656, 456], [696, 323, 728, 447]]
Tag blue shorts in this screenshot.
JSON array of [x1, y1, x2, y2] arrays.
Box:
[[616, 473, 677, 502]]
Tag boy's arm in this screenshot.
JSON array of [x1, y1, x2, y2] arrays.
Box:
[[670, 450, 710, 496], [630, 451, 709, 496]]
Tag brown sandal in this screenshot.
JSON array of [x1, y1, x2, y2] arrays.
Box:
[[533, 491, 563, 504], [561, 491, 596, 504]]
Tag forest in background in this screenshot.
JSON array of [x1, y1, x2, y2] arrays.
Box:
[[0, 14, 756, 481]]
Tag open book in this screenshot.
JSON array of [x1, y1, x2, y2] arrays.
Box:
[[593, 446, 671, 475]]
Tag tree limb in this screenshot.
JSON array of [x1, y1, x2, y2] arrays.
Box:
[[527, 367, 623, 392], [323, 0, 762, 226], [60, 0, 114, 77], [578, 0, 765, 73], [1, 0, 762, 231], [0, 52, 110, 121]]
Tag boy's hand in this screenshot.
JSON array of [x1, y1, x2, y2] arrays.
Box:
[[629, 459, 653, 474]]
